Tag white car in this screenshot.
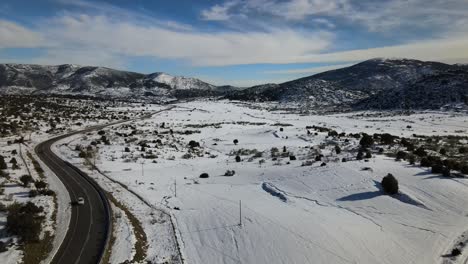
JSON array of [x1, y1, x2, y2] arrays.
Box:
[[77, 197, 85, 205]]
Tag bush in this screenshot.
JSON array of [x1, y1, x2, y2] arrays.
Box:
[[461, 164, 468, 175], [359, 134, 374, 148], [289, 155, 297, 161], [357, 150, 364, 160], [34, 181, 47, 190], [431, 163, 444, 174], [380, 133, 396, 145], [224, 170, 235, 176], [396, 151, 407, 160], [20, 175, 33, 187], [188, 140, 200, 148], [233, 139, 239, 145], [365, 151, 372, 159], [235, 155, 241, 162], [199, 173, 209, 178], [334, 145, 341, 154], [439, 148, 447, 155], [315, 155, 322, 161], [7, 202, 44, 242], [29, 190, 38, 197], [381, 174, 398, 195], [451, 248, 461, 256], [408, 154, 416, 165], [459, 147, 467, 154], [414, 147, 427, 157], [0, 155, 6, 170], [420, 157, 431, 167], [341, 158, 347, 162], [442, 167, 451, 177], [320, 162, 327, 167]]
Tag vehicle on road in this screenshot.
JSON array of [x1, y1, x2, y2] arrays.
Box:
[[77, 197, 85, 205]]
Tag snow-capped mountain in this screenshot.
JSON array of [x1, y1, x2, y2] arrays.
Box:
[[226, 58, 468, 110], [147, 72, 216, 90], [0, 63, 222, 101], [2, 59, 467, 110]]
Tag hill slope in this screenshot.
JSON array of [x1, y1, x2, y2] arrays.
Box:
[[226, 58, 468, 110], [0, 63, 222, 101]]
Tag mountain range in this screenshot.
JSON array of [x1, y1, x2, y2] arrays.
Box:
[[1, 58, 467, 110], [226, 58, 468, 110]]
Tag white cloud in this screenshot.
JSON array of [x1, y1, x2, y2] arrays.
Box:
[[294, 37, 468, 64], [265, 63, 354, 74], [15, 14, 332, 67], [0, 20, 43, 48], [201, 0, 468, 33], [201, 1, 239, 21]]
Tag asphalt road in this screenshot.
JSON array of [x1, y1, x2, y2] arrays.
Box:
[[35, 107, 174, 264], [36, 132, 111, 264]]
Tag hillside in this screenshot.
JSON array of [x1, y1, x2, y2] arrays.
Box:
[[0, 63, 222, 101], [226, 58, 468, 110]]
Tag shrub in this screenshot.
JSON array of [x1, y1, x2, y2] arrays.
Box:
[[396, 151, 407, 160], [235, 155, 241, 162], [289, 155, 297, 161], [181, 153, 193, 159], [420, 157, 431, 167], [460, 147, 467, 154], [29, 190, 38, 197], [380, 133, 396, 145], [431, 164, 444, 174], [34, 181, 47, 190], [199, 173, 209, 178], [461, 164, 468, 175], [188, 140, 200, 148], [320, 162, 327, 167], [224, 170, 235, 176], [414, 147, 427, 157], [0, 155, 6, 170], [359, 134, 374, 147], [365, 151, 372, 159], [124, 147, 130, 152], [381, 174, 398, 194], [408, 154, 416, 165], [335, 145, 341, 154], [442, 167, 451, 177], [0, 241, 7, 253], [357, 150, 364, 160], [270, 147, 279, 157], [9, 157, 17, 164], [315, 155, 322, 161], [439, 148, 447, 155], [233, 139, 239, 145], [7, 202, 44, 242], [451, 248, 461, 256], [341, 158, 347, 162], [20, 175, 33, 187]]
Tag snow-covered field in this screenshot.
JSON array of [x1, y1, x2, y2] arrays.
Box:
[[55, 100, 468, 264]]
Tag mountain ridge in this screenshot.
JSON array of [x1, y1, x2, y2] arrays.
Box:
[[1, 58, 467, 110]]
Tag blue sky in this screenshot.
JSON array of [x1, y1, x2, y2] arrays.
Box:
[[1, 0, 467, 86]]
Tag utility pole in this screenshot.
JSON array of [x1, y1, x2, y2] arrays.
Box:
[[239, 200, 242, 227], [174, 178, 177, 197], [141, 161, 144, 177]]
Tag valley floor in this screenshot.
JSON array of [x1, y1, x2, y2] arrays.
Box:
[[55, 100, 468, 264]]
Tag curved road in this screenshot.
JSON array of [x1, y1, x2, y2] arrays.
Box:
[[36, 130, 112, 264], [35, 107, 174, 264]]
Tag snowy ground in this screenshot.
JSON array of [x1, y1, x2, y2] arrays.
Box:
[[55, 100, 468, 264]]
